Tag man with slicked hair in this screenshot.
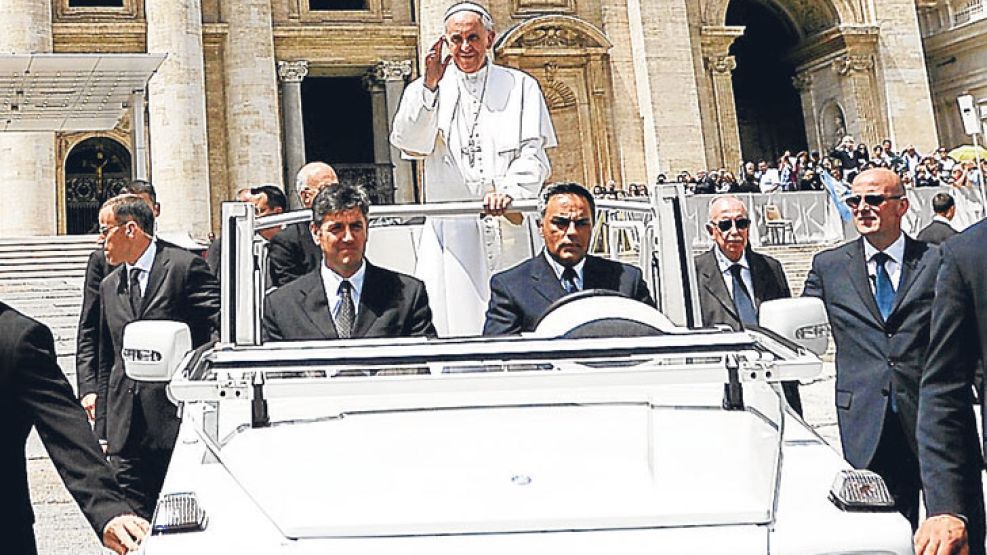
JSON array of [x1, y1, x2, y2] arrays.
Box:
[[263, 183, 435, 341]]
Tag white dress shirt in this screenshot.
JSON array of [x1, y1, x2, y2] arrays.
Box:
[[125, 239, 158, 296], [320, 261, 366, 321], [544, 250, 586, 291], [863, 233, 906, 292], [714, 247, 754, 301]]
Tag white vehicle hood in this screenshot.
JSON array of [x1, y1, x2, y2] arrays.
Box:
[[215, 399, 778, 539]]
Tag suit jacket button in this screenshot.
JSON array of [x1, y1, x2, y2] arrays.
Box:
[[886, 333, 893, 338]]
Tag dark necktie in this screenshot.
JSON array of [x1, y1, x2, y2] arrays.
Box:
[[729, 264, 758, 326], [561, 267, 578, 295], [873, 252, 895, 321], [129, 268, 143, 316], [336, 280, 355, 339]]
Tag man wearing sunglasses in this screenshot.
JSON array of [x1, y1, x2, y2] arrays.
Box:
[[693, 195, 801, 414], [483, 182, 653, 335], [803, 168, 941, 532], [269, 162, 339, 288]]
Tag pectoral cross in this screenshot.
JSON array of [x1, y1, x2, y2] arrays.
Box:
[[462, 136, 481, 167]]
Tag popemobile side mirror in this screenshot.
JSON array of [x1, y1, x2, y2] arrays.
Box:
[[757, 297, 830, 356], [123, 321, 192, 382]]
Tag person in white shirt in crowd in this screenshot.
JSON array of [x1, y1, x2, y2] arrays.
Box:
[[390, 1, 557, 336]]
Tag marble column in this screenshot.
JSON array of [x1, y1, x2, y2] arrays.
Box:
[[223, 0, 283, 196], [0, 2, 55, 237], [278, 60, 308, 209], [792, 71, 819, 153], [146, 0, 212, 236], [700, 26, 744, 172], [625, 0, 706, 179], [373, 60, 414, 203], [873, 0, 940, 153]]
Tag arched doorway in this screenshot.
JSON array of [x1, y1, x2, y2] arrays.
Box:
[[64, 137, 132, 234], [727, 0, 808, 163]]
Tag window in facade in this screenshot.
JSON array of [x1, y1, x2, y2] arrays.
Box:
[[68, 0, 125, 6], [309, 0, 367, 10]]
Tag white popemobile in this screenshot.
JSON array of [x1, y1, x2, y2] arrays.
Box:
[[126, 185, 913, 554]]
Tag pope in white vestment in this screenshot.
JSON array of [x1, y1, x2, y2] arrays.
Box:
[[390, 2, 557, 337]]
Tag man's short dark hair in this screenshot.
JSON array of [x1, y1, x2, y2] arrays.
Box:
[[251, 185, 287, 212], [538, 182, 596, 222], [121, 179, 157, 203], [102, 194, 154, 235], [932, 192, 955, 215], [311, 182, 370, 224]]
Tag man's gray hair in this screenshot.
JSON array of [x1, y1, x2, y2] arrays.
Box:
[[707, 194, 747, 220], [311, 182, 371, 224], [444, 2, 494, 31], [538, 182, 596, 222]]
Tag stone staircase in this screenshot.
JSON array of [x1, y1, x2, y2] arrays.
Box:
[[757, 242, 840, 296], [0, 235, 99, 380]]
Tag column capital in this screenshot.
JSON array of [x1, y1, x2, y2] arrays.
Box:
[[700, 25, 745, 57], [278, 60, 309, 83], [832, 55, 874, 76], [792, 71, 813, 92], [704, 54, 737, 75], [373, 59, 413, 83]]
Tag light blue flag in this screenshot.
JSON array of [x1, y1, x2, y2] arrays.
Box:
[[819, 169, 853, 221]]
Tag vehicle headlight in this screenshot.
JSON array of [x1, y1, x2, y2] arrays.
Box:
[[152, 492, 209, 534], [828, 470, 896, 512]]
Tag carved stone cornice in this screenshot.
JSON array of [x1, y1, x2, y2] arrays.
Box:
[[373, 59, 412, 82], [792, 71, 813, 92], [832, 54, 874, 76], [704, 54, 737, 75], [277, 60, 309, 83], [700, 25, 745, 57]]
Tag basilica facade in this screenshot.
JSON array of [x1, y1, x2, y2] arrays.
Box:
[[0, 0, 978, 238]]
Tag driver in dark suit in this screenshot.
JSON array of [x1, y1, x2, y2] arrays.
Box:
[[482, 182, 653, 336], [263, 182, 436, 341]]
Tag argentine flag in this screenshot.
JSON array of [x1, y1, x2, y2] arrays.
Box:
[[819, 169, 853, 222]]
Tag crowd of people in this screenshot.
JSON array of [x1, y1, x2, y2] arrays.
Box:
[[589, 137, 987, 198]]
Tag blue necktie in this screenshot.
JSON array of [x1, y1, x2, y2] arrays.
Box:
[[873, 253, 895, 321], [561, 267, 578, 295], [729, 264, 758, 326]]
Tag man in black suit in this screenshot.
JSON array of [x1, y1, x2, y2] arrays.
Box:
[[96, 194, 220, 518], [2, 302, 148, 554], [915, 192, 958, 245], [483, 182, 653, 335], [269, 162, 339, 287], [263, 183, 435, 341], [206, 185, 287, 280], [694, 195, 801, 414], [803, 168, 939, 528], [76, 179, 160, 422], [913, 220, 987, 555]]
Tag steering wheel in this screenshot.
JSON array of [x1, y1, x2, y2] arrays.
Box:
[[531, 289, 676, 338]]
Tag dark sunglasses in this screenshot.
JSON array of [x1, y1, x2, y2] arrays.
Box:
[[844, 194, 905, 209], [550, 216, 592, 229], [711, 218, 751, 232]]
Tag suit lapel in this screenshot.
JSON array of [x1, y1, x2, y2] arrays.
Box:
[[889, 237, 924, 317], [847, 238, 884, 325], [299, 273, 338, 339], [113, 266, 137, 321], [352, 264, 384, 337], [139, 246, 171, 317], [531, 253, 564, 303], [699, 251, 740, 321]]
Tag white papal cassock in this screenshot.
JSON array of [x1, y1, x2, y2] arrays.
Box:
[[391, 62, 557, 336]]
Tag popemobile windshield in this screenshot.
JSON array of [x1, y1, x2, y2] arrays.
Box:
[[122, 185, 913, 554]]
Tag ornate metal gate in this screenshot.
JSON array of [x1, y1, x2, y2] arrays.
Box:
[[64, 137, 132, 234]]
